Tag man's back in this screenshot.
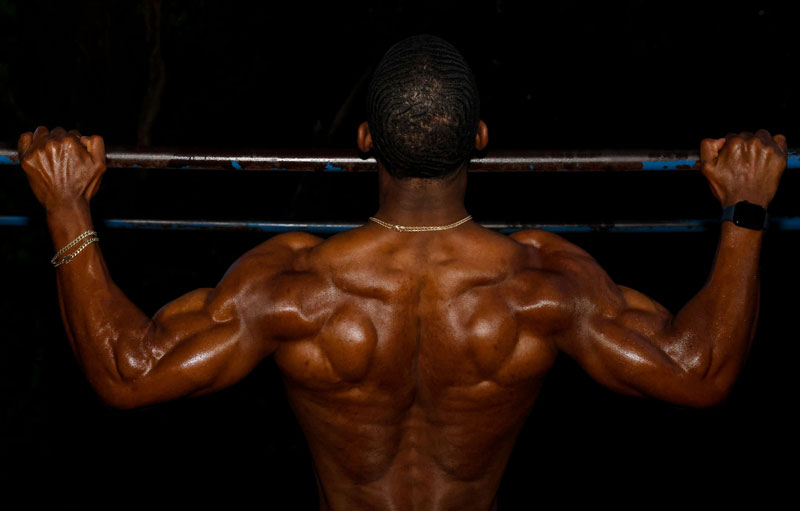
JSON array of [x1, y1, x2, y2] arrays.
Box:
[[17, 125, 781, 510], [269, 223, 570, 510], [16, 30, 783, 511]]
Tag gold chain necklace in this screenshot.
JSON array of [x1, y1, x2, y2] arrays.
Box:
[[368, 215, 472, 232]]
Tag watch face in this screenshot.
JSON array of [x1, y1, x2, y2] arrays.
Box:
[[733, 201, 767, 229]]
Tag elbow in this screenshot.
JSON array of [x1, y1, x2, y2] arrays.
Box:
[[674, 371, 735, 408], [678, 381, 731, 408], [92, 379, 146, 410], [669, 338, 737, 408], [88, 361, 152, 410], [95, 340, 155, 409]]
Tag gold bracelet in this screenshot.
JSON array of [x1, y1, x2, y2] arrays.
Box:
[[51, 230, 99, 267]]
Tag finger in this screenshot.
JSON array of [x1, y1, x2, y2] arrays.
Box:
[[739, 131, 754, 139], [754, 129, 773, 149], [50, 127, 68, 141], [700, 137, 725, 162], [773, 134, 788, 155], [725, 132, 741, 145], [17, 132, 33, 158], [85, 135, 106, 165], [79, 135, 90, 149], [32, 126, 50, 142], [68, 129, 83, 139]]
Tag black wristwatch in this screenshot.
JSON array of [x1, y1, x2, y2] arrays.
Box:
[[721, 200, 768, 231]]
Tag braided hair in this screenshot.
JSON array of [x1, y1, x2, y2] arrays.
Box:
[[366, 35, 480, 179]]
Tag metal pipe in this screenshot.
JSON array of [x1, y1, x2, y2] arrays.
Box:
[[3, 144, 798, 172], [3, 216, 799, 233]]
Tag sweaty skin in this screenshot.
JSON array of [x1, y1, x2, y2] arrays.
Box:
[[18, 125, 787, 511]]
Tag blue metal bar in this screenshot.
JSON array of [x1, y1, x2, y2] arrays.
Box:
[[3, 216, 799, 233], [103, 219, 365, 234], [0, 215, 30, 226]]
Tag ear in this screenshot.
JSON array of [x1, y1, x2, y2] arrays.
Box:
[[357, 122, 373, 153], [475, 120, 488, 151]]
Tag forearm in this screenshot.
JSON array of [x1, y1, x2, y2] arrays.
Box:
[[668, 221, 762, 393], [46, 202, 152, 396]]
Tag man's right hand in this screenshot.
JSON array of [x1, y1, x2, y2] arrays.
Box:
[[18, 126, 106, 214], [700, 129, 787, 208]]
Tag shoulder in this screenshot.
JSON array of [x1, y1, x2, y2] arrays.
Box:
[[509, 229, 598, 270], [214, 232, 330, 339], [211, 232, 325, 302], [224, 232, 324, 275], [241, 231, 324, 259], [510, 229, 623, 311]]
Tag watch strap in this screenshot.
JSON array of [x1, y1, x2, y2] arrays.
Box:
[[721, 201, 768, 230]]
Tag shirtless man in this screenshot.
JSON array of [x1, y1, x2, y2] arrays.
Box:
[[18, 35, 787, 510]]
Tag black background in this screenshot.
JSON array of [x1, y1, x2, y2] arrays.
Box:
[[1, 0, 797, 506]]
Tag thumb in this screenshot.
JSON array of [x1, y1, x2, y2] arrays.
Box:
[[773, 134, 788, 156], [17, 132, 33, 159], [700, 137, 726, 164], [85, 135, 107, 166]]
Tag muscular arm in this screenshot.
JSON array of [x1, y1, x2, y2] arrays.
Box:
[[525, 223, 761, 407], [17, 127, 326, 410], [47, 204, 315, 409], [516, 131, 785, 407]]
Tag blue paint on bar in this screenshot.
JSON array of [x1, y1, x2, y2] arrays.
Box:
[[529, 164, 535, 170], [325, 162, 344, 171], [0, 216, 30, 226], [0, 155, 15, 165], [232, 161, 242, 170], [788, 154, 800, 169], [180, 165, 190, 169], [771, 217, 800, 230], [131, 164, 141, 168], [641, 160, 696, 171]]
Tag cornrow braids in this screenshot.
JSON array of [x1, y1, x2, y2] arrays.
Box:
[[366, 35, 480, 179]]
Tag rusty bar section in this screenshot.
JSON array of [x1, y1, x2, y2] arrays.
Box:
[[4, 143, 798, 172]]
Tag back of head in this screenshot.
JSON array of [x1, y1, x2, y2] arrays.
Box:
[[366, 35, 480, 180]]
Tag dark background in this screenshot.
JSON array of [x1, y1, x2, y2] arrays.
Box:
[[1, 0, 797, 506]]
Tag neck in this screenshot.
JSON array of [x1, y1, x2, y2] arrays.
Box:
[[374, 167, 469, 226]]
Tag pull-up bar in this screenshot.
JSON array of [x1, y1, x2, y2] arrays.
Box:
[[2, 144, 798, 172], [3, 144, 797, 233]]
